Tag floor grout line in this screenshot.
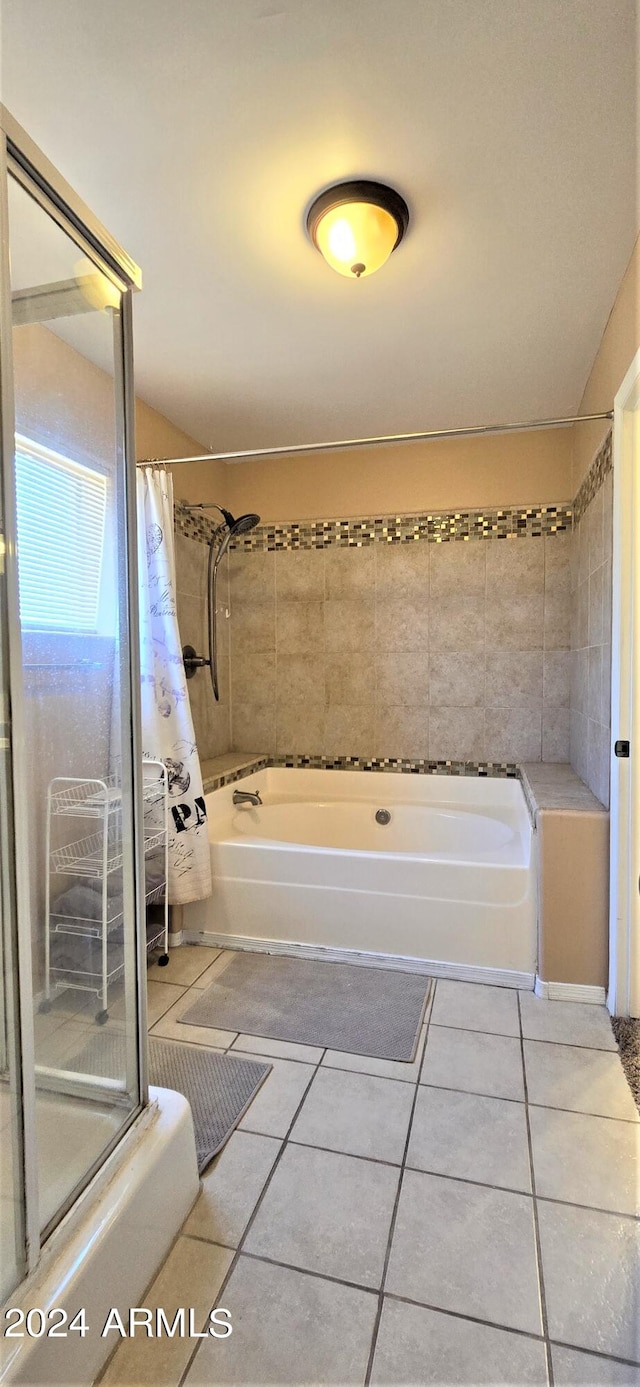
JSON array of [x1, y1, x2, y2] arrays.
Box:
[[417, 1078, 639, 1123], [547, 1337, 640, 1370], [430, 1019, 618, 1053], [239, 1247, 379, 1297], [176, 1039, 324, 1386], [363, 977, 438, 1384], [228, 1047, 319, 1066], [134, 968, 639, 1384], [518, 990, 554, 1387], [383, 1289, 547, 1344], [286, 1137, 404, 1170]]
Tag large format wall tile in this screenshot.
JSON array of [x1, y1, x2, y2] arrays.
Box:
[[430, 594, 485, 651], [429, 652, 485, 707], [324, 705, 375, 757], [485, 650, 543, 708], [485, 536, 544, 593], [325, 653, 375, 707], [376, 540, 431, 596], [275, 547, 324, 601], [325, 544, 375, 597], [228, 549, 275, 603], [429, 707, 485, 761], [485, 705, 542, 762], [325, 598, 375, 651], [375, 596, 429, 651], [569, 437, 613, 805], [276, 599, 323, 653], [485, 592, 544, 650], [376, 652, 430, 707], [430, 540, 486, 597], [375, 705, 429, 759], [182, 517, 574, 766]]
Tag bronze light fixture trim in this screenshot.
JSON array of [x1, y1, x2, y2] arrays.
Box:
[[306, 179, 410, 279]]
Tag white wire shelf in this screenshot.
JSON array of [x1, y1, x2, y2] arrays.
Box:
[[50, 826, 166, 878], [50, 879, 165, 938], [45, 760, 170, 1016], [49, 771, 165, 818], [49, 923, 166, 991]]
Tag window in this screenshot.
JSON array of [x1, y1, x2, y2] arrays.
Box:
[[14, 435, 107, 632]]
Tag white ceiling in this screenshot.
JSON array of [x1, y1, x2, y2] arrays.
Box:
[[1, 0, 637, 453]]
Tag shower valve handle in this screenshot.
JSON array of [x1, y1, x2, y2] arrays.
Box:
[[183, 644, 211, 678]]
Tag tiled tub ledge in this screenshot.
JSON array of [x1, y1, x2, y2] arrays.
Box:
[[519, 761, 607, 821], [520, 763, 609, 1004], [201, 753, 269, 794]]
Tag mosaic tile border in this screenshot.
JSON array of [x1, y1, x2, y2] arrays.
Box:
[[174, 500, 221, 545], [175, 429, 611, 550], [202, 753, 519, 793], [270, 753, 519, 778], [573, 430, 612, 525], [175, 498, 573, 551]]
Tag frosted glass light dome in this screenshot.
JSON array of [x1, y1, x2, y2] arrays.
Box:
[[306, 180, 409, 280]]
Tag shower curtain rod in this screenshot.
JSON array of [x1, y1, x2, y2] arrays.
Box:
[[136, 410, 613, 468]]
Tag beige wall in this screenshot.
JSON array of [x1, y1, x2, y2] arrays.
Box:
[[136, 399, 205, 465], [219, 427, 573, 525], [537, 809, 609, 988], [136, 401, 228, 504], [572, 233, 640, 493]]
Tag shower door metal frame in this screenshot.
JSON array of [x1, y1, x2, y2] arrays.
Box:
[[0, 106, 146, 1275]]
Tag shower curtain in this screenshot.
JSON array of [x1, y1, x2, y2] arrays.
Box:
[[136, 465, 212, 904]]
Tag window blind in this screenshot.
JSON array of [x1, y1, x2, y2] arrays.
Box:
[[14, 434, 108, 632]]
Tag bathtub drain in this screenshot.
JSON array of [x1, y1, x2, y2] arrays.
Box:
[[375, 808, 392, 825]]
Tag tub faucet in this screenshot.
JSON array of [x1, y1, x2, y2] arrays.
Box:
[[233, 788, 262, 807]]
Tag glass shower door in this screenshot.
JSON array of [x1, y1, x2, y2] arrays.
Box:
[[0, 124, 145, 1268]]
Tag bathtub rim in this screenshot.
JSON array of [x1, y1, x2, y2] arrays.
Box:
[[203, 766, 533, 867]]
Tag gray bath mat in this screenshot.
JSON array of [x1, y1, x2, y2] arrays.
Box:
[[179, 952, 431, 1061], [57, 1031, 270, 1172]]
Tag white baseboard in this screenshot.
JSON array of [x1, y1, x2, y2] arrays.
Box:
[[535, 976, 607, 1004], [184, 929, 535, 991]]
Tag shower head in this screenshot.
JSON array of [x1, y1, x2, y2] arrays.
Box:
[[187, 502, 260, 536], [228, 512, 260, 536], [213, 511, 261, 564]]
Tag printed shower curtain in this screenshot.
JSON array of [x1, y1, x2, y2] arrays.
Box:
[[136, 465, 212, 904]]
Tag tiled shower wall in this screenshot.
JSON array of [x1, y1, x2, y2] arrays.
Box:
[[227, 529, 572, 764], [175, 529, 232, 760], [569, 436, 614, 807]]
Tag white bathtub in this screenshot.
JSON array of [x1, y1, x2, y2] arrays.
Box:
[[184, 768, 537, 987]]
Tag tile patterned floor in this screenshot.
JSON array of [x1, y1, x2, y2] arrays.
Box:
[[100, 950, 640, 1386]]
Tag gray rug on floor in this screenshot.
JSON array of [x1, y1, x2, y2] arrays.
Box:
[[613, 1017, 640, 1111], [179, 952, 432, 1061], [57, 1032, 270, 1172]]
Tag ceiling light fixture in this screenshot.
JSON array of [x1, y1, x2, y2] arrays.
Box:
[[306, 179, 409, 279]]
